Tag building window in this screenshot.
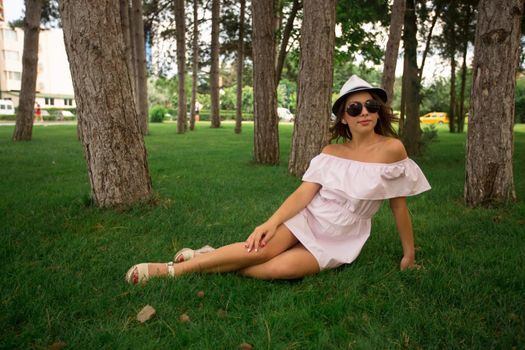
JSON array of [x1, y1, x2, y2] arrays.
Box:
[[64, 98, 73, 106], [4, 51, 20, 62], [45, 97, 55, 106], [7, 71, 21, 81], [4, 29, 18, 42]]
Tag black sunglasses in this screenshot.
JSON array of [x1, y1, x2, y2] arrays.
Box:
[[346, 99, 381, 117]]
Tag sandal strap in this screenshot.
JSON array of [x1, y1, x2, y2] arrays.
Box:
[[167, 262, 175, 277]]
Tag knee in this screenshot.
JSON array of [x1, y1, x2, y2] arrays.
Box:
[[238, 243, 278, 263]]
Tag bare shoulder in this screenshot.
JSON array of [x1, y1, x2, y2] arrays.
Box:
[[382, 138, 407, 163], [321, 143, 345, 156]]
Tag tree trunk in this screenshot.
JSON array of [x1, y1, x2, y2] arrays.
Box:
[[458, 36, 468, 133], [13, 0, 43, 141], [448, 51, 457, 133], [235, 0, 246, 134], [288, 0, 335, 176], [447, 5, 457, 134], [252, 0, 279, 164], [418, 4, 441, 79], [381, 0, 405, 104], [464, 0, 523, 207], [189, 0, 199, 131], [60, 0, 152, 207], [210, 0, 221, 128], [119, 0, 134, 98], [400, 0, 421, 156], [458, 4, 472, 134], [399, 53, 408, 135], [132, 0, 149, 135], [175, 0, 187, 134], [128, 2, 137, 101], [275, 0, 301, 84]]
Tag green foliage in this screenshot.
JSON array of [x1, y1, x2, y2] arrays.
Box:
[[335, 0, 390, 65], [420, 124, 439, 152], [149, 105, 167, 123], [515, 76, 525, 123], [219, 0, 253, 62], [220, 85, 237, 110], [420, 77, 450, 114], [280, 48, 300, 82], [204, 85, 254, 114], [241, 86, 254, 113], [198, 109, 254, 121], [147, 76, 177, 110], [277, 80, 297, 112], [0, 124, 524, 348]]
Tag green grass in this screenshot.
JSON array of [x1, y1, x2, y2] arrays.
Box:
[[0, 122, 524, 349]]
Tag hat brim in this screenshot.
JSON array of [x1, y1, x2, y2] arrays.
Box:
[[332, 87, 388, 115]]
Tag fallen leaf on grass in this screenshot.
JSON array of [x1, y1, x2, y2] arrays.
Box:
[[179, 313, 191, 323], [136, 305, 156, 323], [239, 342, 253, 350], [196, 290, 205, 298], [49, 341, 67, 350], [217, 308, 226, 318]]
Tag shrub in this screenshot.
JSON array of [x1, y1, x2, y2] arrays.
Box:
[[420, 125, 439, 152], [150, 105, 167, 123], [199, 110, 254, 121], [0, 114, 16, 121]]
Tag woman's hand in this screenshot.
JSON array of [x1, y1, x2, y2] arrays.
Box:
[[245, 222, 278, 252], [399, 255, 420, 271]]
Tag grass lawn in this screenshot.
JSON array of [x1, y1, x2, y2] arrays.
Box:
[[0, 122, 524, 349]]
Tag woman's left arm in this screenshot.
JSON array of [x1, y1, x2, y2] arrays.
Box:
[[389, 196, 417, 270]]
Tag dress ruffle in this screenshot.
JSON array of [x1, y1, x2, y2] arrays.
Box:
[[302, 153, 431, 200]]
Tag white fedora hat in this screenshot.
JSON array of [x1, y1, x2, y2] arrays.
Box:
[[332, 75, 388, 114]]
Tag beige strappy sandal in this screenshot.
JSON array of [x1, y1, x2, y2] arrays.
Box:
[[125, 262, 175, 284], [174, 245, 215, 263]]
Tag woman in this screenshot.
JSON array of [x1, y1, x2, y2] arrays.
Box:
[[126, 75, 431, 284]]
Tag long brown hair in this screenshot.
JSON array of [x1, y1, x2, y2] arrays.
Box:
[[329, 92, 399, 142]]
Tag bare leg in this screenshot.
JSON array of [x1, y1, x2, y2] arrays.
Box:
[[133, 224, 299, 279], [238, 243, 320, 280]]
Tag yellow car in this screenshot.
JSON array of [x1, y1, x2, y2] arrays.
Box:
[[419, 112, 449, 125]]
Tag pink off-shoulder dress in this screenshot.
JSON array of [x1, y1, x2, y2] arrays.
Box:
[[284, 153, 431, 270]]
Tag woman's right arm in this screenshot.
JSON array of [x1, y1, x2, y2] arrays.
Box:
[[245, 181, 321, 252]]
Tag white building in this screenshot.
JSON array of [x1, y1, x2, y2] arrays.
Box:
[[0, 20, 76, 110]]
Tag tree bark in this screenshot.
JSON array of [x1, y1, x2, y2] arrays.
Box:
[[128, 2, 137, 100], [447, 3, 457, 134], [210, 0, 221, 128], [119, 0, 134, 98], [175, 0, 187, 133], [252, 0, 279, 164], [132, 0, 149, 135], [13, 0, 43, 141], [458, 34, 468, 133], [288, 0, 335, 176], [464, 0, 523, 207], [400, 0, 421, 156], [235, 0, 246, 134], [448, 50, 457, 133], [60, 0, 152, 207], [381, 0, 405, 104], [458, 3, 473, 134], [189, 0, 199, 131], [275, 0, 301, 84], [399, 52, 408, 134]]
